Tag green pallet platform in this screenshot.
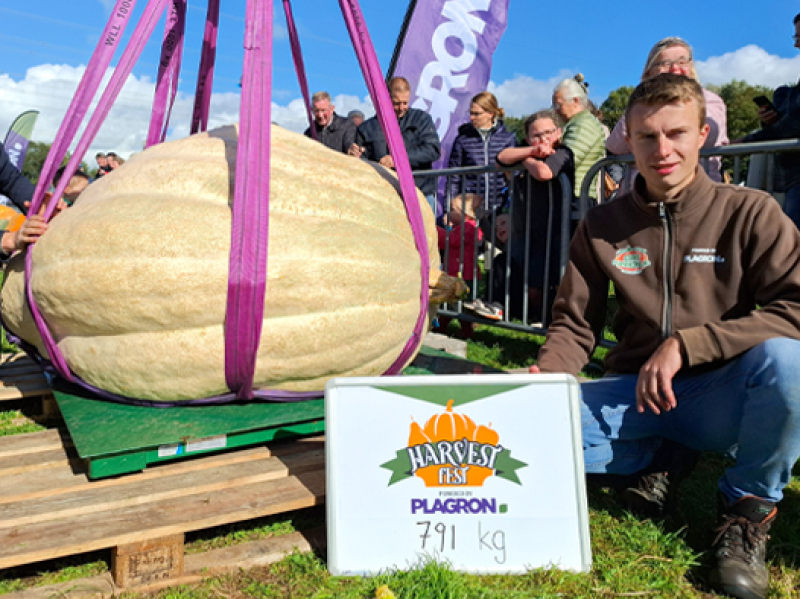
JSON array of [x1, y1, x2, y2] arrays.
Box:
[[52, 347, 500, 479]]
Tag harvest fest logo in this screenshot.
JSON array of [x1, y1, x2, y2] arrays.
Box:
[[613, 246, 651, 275], [381, 399, 527, 488]]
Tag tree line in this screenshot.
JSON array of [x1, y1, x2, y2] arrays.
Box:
[[20, 79, 775, 183], [503, 79, 774, 146]]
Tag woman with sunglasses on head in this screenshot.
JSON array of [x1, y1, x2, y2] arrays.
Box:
[[606, 37, 728, 194]]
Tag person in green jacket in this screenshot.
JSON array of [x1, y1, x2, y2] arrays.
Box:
[[552, 77, 606, 207]]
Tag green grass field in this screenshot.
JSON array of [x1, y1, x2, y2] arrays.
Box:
[[1, 325, 798, 598]]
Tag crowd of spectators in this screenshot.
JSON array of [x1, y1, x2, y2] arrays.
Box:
[[3, 15, 800, 599]]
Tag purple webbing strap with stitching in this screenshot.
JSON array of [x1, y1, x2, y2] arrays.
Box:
[[224, 0, 272, 400], [338, 0, 430, 374], [190, 0, 220, 134], [50, 0, 171, 221], [26, 0, 170, 383], [282, 0, 315, 140], [29, 0, 141, 220], [146, 0, 187, 147]]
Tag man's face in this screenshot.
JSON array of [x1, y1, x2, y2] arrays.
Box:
[[96, 156, 107, 168], [391, 90, 410, 119], [626, 99, 709, 200], [552, 91, 581, 122], [312, 99, 335, 127]]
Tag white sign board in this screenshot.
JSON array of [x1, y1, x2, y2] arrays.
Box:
[[325, 373, 591, 575]]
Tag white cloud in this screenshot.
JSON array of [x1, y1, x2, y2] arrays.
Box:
[[4, 45, 796, 172], [489, 70, 574, 117], [697, 45, 800, 88]]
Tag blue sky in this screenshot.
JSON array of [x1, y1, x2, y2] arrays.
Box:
[[1, 0, 799, 164]]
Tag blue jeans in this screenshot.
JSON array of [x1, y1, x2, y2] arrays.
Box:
[[580, 338, 800, 502]]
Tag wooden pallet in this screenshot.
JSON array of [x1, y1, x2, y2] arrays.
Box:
[[0, 354, 56, 415], [0, 427, 325, 589]]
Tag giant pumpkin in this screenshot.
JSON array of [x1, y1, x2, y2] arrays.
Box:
[[1, 124, 462, 401]]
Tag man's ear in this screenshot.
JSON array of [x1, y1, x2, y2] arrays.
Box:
[[698, 122, 710, 148]]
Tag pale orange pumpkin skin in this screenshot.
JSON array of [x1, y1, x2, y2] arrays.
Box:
[[1, 124, 451, 401]]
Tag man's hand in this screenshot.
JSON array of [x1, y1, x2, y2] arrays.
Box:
[[636, 336, 683, 415], [379, 154, 395, 170], [347, 143, 364, 158], [757, 105, 779, 126]]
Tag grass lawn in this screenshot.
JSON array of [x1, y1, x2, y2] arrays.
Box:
[[1, 325, 799, 598]]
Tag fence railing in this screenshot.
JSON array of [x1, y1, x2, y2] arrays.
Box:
[[579, 138, 800, 208], [416, 163, 573, 336], [418, 138, 800, 338]]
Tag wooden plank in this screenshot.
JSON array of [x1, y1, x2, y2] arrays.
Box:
[[0, 469, 325, 569], [0, 428, 68, 456], [0, 353, 29, 365], [0, 449, 325, 528], [0, 435, 323, 502], [0, 447, 81, 478], [0, 529, 326, 598], [0, 355, 50, 401], [0, 385, 52, 401]]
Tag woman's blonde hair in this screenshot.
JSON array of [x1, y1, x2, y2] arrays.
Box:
[[471, 91, 505, 121], [641, 37, 699, 82]]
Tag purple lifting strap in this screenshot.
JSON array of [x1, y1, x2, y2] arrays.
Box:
[[190, 0, 220, 134], [147, 0, 187, 147], [338, 0, 430, 374], [223, 0, 273, 400], [21, 0, 429, 405], [282, 0, 315, 140], [26, 0, 170, 381]]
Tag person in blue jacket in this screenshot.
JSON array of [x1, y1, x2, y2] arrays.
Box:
[[737, 12, 800, 228], [349, 76, 441, 216], [0, 141, 34, 214], [447, 91, 516, 213]]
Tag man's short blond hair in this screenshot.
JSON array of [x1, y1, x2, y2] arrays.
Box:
[[624, 73, 706, 129], [311, 91, 332, 104]]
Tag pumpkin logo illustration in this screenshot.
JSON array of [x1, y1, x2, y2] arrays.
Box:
[[381, 399, 527, 488], [613, 246, 651, 275]]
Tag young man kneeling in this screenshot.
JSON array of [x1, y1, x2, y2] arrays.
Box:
[[534, 73, 800, 599]]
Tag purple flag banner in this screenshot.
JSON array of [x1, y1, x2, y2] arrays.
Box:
[[3, 110, 39, 171], [390, 0, 509, 206]]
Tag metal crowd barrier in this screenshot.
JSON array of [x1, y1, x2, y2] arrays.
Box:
[[417, 138, 800, 339], [415, 163, 573, 335], [579, 138, 800, 208]]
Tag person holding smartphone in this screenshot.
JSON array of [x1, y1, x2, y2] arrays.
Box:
[[736, 12, 800, 227]]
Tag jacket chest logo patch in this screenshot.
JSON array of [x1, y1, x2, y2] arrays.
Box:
[[613, 246, 651, 275]]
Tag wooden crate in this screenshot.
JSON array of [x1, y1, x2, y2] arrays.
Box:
[[0, 428, 325, 589]]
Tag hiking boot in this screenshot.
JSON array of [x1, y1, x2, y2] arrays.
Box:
[[619, 439, 701, 518], [709, 495, 777, 599], [620, 471, 671, 518]]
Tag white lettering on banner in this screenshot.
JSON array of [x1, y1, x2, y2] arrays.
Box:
[[7, 142, 23, 168], [413, 0, 491, 137]]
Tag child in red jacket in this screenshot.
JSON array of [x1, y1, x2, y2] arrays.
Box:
[[436, 194, 483, 338]]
